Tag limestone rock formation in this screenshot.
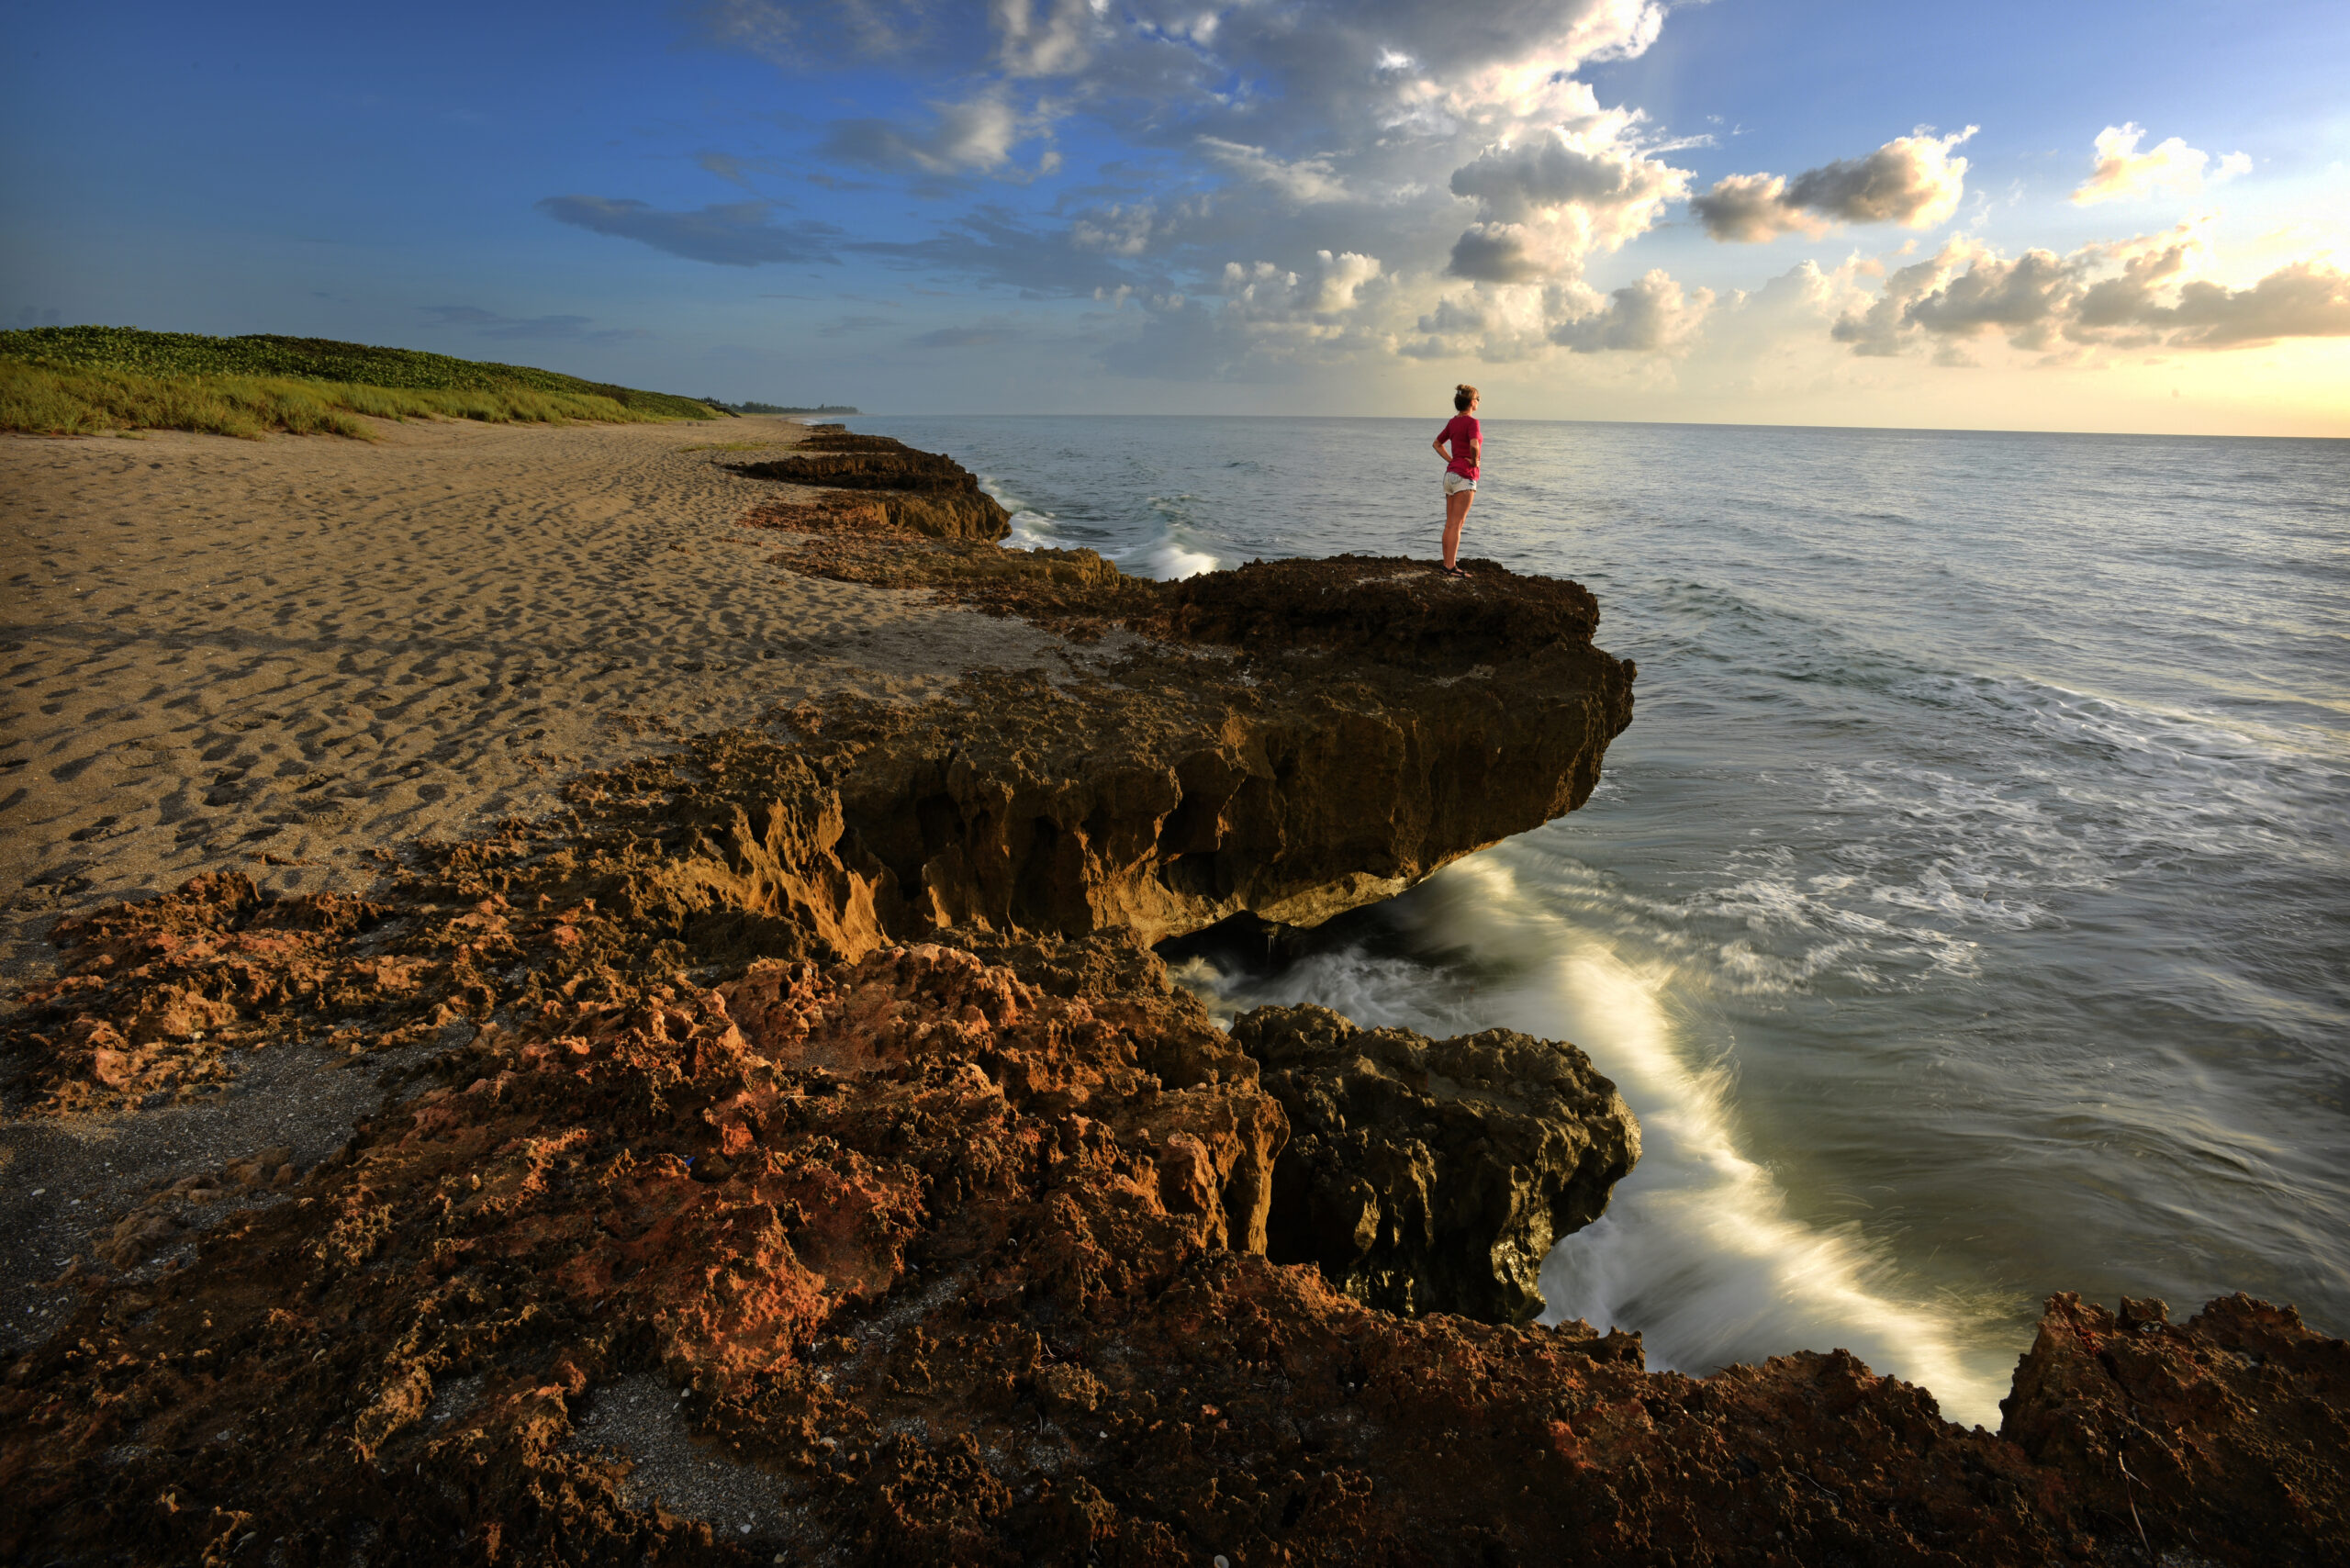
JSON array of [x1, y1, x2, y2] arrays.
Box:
[[733, 431, 1011, 541], [1232, 1003, 1639, 1325], [8, 873, 2344, 1565], [1166, 553, 1604, 666], [6, 431, 2343, 1565]]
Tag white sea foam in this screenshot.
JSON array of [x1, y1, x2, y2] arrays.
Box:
[[1438, 856, 2014, 1428], [1002, 510, 1060, 552], [974, 474, 1063, 554], [1189, 853, 2019, 1430], [1134, 536, 1221, 579], [1116, 492, 1223, 579]]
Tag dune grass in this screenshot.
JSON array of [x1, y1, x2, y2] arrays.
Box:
[[0, 326, 726, 440]]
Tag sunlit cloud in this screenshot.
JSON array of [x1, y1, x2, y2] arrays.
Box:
[[1693, 128, 1975, 242], [657, 1, 2344, 402], [1552, 269, 1715, 354], [1832, 222, 2350, 357], [2071, 123, 2252, 206]]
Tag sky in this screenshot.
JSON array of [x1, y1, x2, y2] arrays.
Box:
[[4, 0, 2346, 433]]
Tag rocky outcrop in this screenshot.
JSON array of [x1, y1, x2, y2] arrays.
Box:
[[1166, 553, 1601, 666], [6, 431, 2343, 1566], [733, 431, 1011, 541], [6, 890, 2344, 1565], [2000, 1292, 2350, 1561], [544, 554, 1635, 959], [1232, 1004, 1639, 1325]]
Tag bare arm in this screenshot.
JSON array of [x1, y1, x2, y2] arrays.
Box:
[[1432, 434, 1449, 459]]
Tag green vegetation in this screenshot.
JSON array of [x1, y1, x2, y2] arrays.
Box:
[[0, 326, 726, 439]]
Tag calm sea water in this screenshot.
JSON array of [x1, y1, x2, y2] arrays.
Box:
[[847, 413, 2350, 1428]]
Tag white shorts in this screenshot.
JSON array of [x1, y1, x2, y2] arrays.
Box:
[[1443, 472, 1478, 496]]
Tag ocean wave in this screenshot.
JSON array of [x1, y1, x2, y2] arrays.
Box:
[[1122, 492, 1222, 579], [1179, 853, 2020, 1428]]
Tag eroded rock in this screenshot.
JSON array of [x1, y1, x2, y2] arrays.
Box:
[[733, 432, 1012, 541], [2000, 1292, 2350, 1562], [1233, 1003, 1639, 1325], [6, 431, 2341, 1565]]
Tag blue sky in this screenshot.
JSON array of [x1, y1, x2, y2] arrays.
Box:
[[5, 0, 2345, 431]]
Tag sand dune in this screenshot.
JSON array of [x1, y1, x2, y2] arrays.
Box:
[[0, 414, 1063, 989]]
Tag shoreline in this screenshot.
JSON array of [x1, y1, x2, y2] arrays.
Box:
[[2, 420, 2342, 1564]]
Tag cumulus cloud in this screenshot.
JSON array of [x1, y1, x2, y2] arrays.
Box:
[[1442, 106, 1692, 288], [1551, 269, 1714, 353], [1449, 124, 1684, 221], [695, 0, 1711, 371], [1693, 128, 1975, 242], [1100, 250, 1397, 378], [2070, 123, 2251, 206], [1831, 225, 2350, 357], [1214, 251, 1388, 327], [536, 196, 840, 266]]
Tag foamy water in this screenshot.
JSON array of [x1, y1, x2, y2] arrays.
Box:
[[867, 414, 2350, 1429]]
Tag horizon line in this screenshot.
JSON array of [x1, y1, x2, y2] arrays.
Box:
[[822, 411, 2350, 442]]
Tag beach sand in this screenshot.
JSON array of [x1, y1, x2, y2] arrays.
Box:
[[0, 410, 1078, 1375], [0, 413, 1065, 991]]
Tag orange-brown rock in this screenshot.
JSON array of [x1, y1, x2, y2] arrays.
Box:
[[7, 914, 2343, 1564], [5, 432, 2341, 1566], [1999, 1292, 2350, 1560]]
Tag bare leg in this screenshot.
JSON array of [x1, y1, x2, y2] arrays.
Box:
[[1442, 489, 1475, 569]]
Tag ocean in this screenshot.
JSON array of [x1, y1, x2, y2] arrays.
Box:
[[843, 413, 2350, 1429]]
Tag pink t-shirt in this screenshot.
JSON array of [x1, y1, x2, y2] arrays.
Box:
[[1439, 413, 1481, 479]]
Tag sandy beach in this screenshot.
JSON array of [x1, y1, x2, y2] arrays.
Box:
[[0, 415, 1064, 990]]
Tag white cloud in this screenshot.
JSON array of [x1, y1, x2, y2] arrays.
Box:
[[1693, 128, 1975, 242], [991, 0, 1097, 75], [1552, 269, 1715, 354], [1441, 99, 1692, 295], [1218, 250, 1387, 322], [1831, 222, 2350, 357], [2071, 123, 2252, 206]]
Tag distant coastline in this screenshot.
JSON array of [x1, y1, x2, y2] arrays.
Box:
[[705, 398, 861, 415]]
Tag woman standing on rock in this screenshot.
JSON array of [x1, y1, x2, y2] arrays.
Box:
[[1432, 384, 1481, 577]]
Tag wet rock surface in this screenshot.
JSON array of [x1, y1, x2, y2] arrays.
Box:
[[1233, 1004, 1639, 1326], [3, 437, 2343, 1564]]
